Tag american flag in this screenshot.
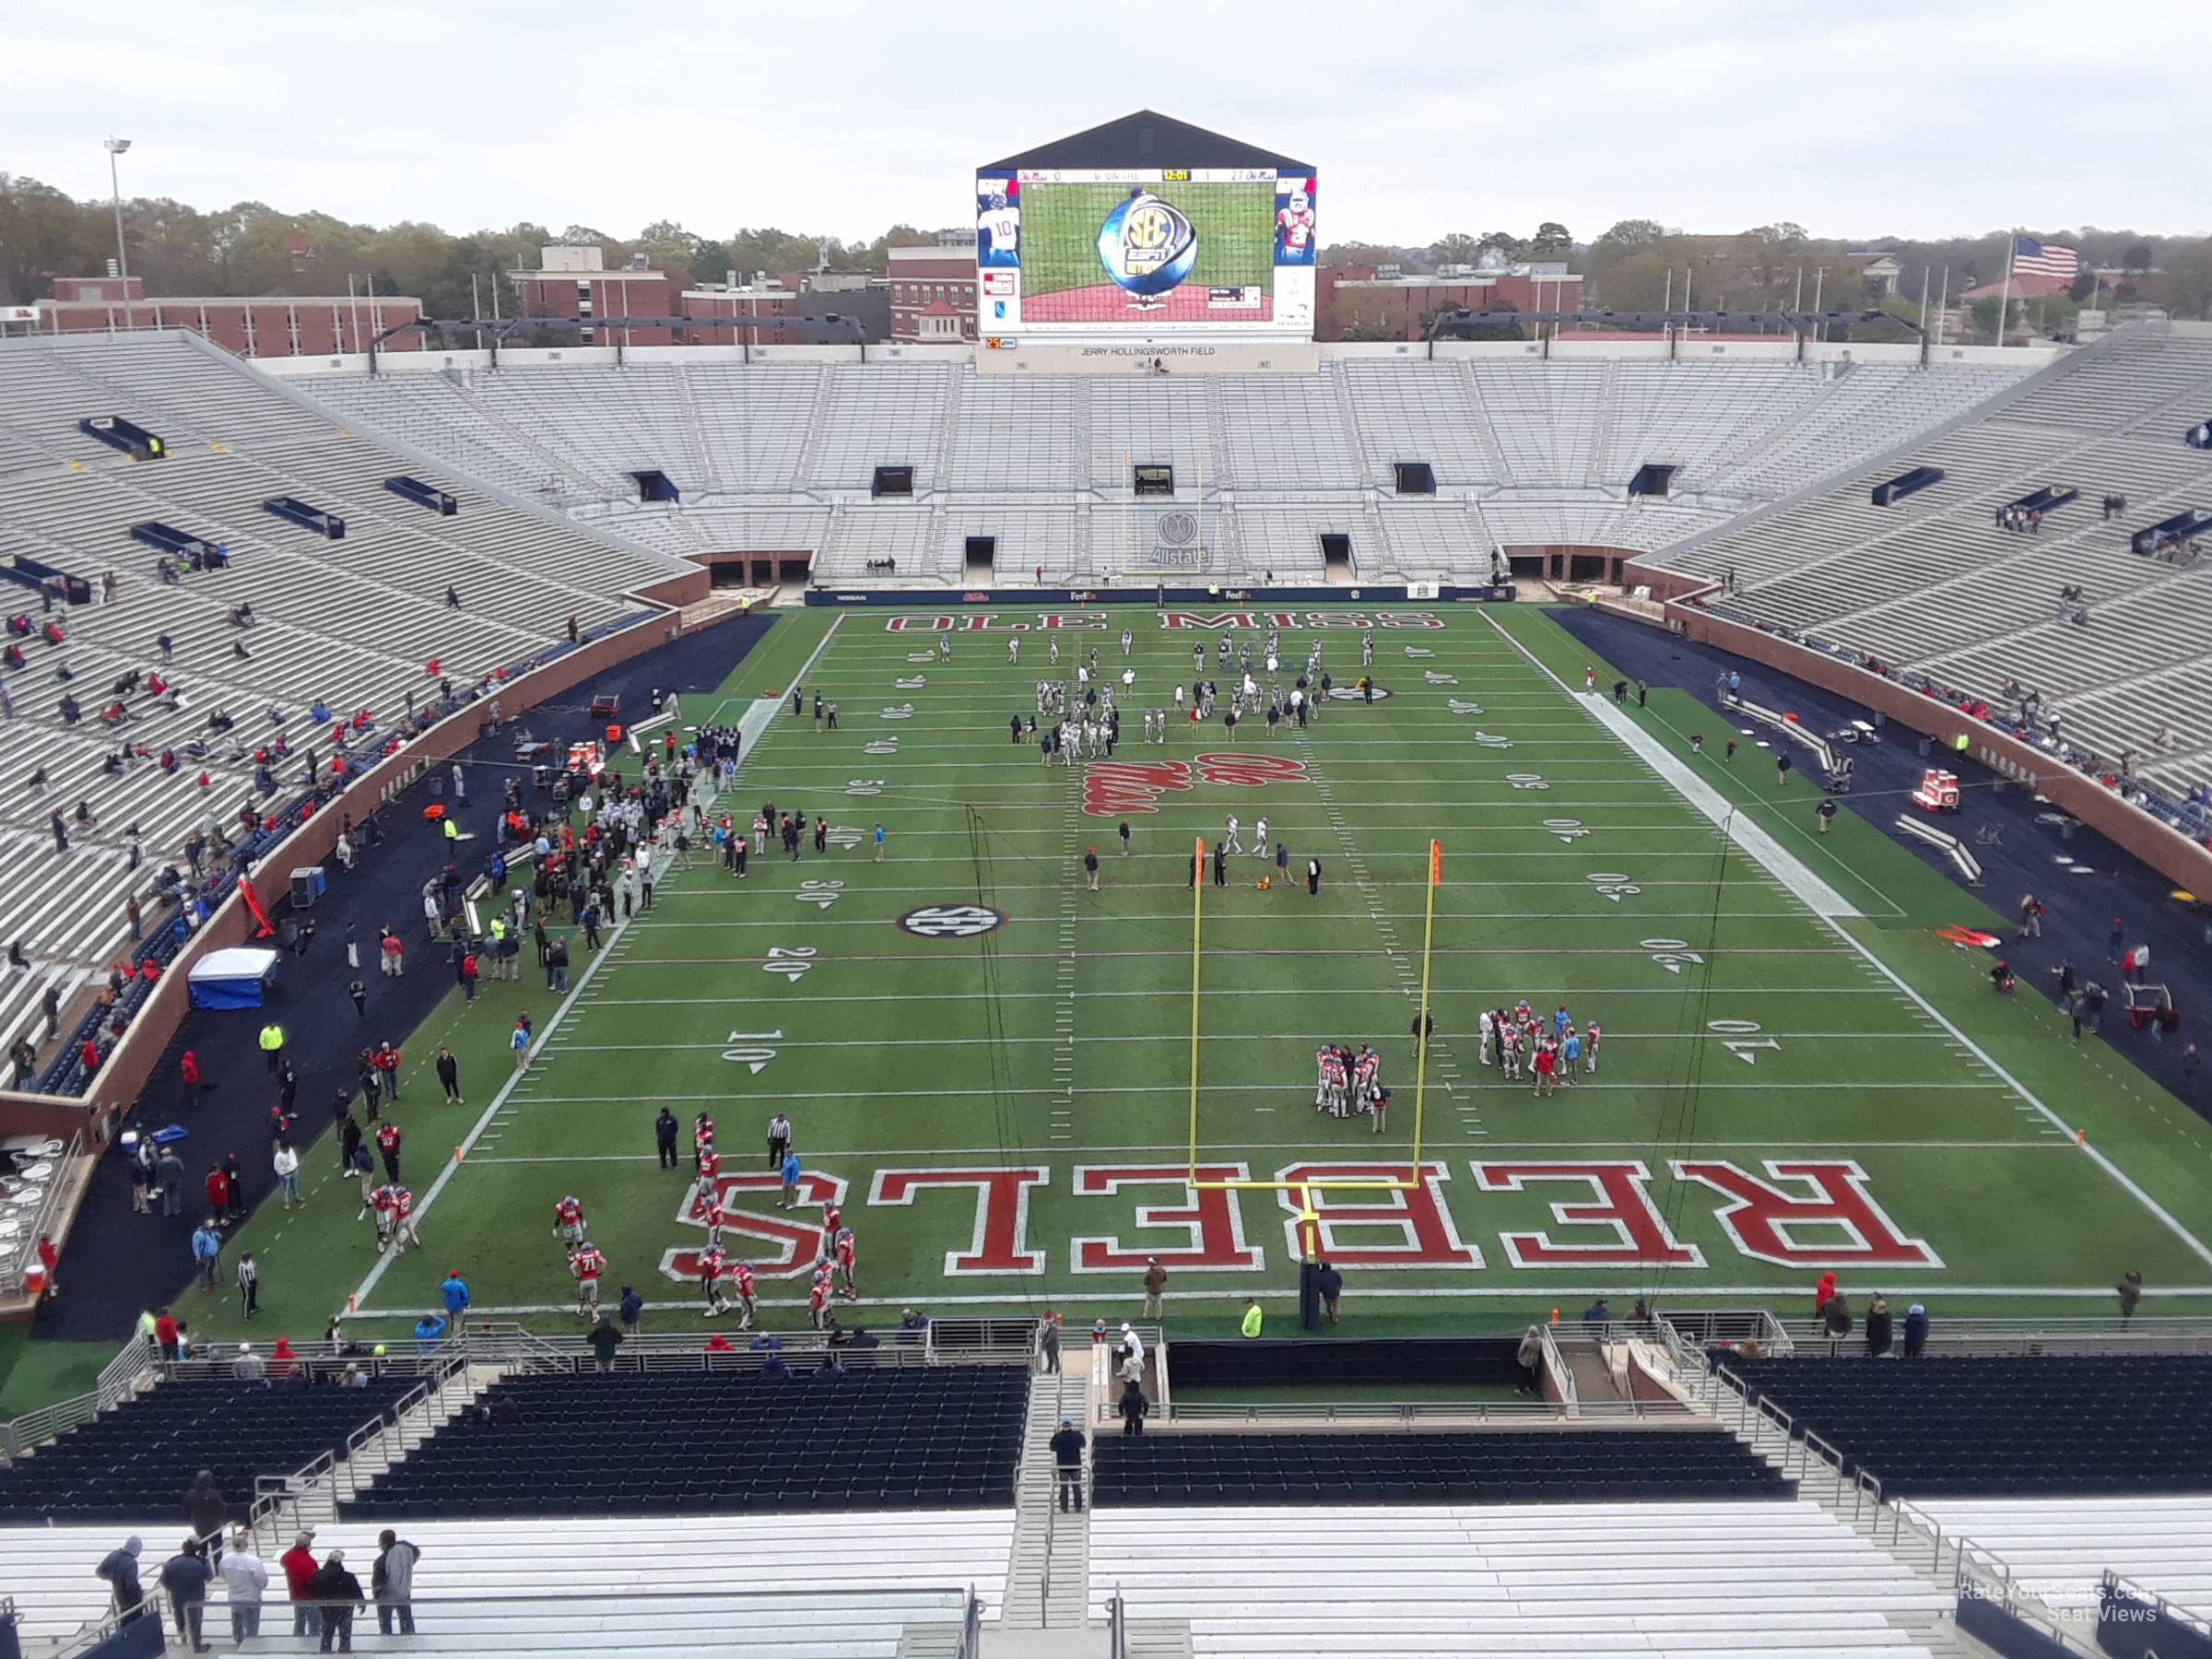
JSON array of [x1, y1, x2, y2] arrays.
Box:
[[2010, 237, 2079, 280]]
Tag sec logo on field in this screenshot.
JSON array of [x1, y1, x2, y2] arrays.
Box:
[[898, 904, 1009, 939], [1324, 684, 1394, 702]]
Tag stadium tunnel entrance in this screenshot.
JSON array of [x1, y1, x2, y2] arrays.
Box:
[[1506, 545, 1638, 584]]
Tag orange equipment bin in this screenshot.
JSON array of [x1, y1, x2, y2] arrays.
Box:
[[1911, 768, 1962, 812]]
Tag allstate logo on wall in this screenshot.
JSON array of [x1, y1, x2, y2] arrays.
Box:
[[1099, 190, 1198, 304]]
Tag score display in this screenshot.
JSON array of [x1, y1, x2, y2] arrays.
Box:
[[975, 166, 1316, 336]]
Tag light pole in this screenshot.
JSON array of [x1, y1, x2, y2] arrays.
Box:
[[104, 137, 135, 331]]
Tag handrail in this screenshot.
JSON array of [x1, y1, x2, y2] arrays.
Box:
[[1107, 1589, 1128, 1659], [2103, 1568, 2212, 1636], [1164, 1395, 1681, 1422], [1539, 1323, 1579, 1416], [0, 1127, 84, 1294]]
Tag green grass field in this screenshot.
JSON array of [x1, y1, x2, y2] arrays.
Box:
[[159, 605, 2212, 1354], [1018, 181, 1275, 299]]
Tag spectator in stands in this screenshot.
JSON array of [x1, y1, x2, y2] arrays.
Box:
[[1119, 1379, 1149, 1435], [372, 1530, 419, 1637], [1581, 1297, 1610, 1335], [1818, 1290, 1853, 1354], [1141, 1257, 1168, 1319], [2117, 1270, 2144, 1322], [1901, 1303, 1929, 1358], [308, 1550, 365, 1653], [1864, 1294, 1893, 1358], [219, 1528, 268, 1646], [280, 1532, 319, 1635], [234, 1341, 265, 1380], [1515, 1326, 1544, 1395], [181, 1472, 228, 1554], [1040, 1312, 1062, 1373], [586, 1313, 624, 1372], [161, 1536, 214, 1653], [96, 1534, 147, 1625], [1052, 1418, 1088, 1512]]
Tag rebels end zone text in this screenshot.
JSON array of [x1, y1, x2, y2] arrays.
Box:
[[658, 1159, 1941, 1283]]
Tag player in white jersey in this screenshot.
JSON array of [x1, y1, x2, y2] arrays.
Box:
[[1050, 637, 1060, 665], [1121, 628, 1134, 657], [1253, 817, 1269, 857], [979, 195, 1020, 261], [1361, 631, 1374, 666], [1478, 1008, 1497, 1066], [1008, 635, 1019, 664], [939, 633, 951, 661], [1224, 815, 1242, 855]]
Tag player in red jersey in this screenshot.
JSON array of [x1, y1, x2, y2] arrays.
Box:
[[371, 1183, 397, 1252], [832, 1226, 858, 1300], [728, 1260, 758, 1330], [389, 1185, 420, 1255], [818, 1201, 843, 1256], [806, 1269, 830, 1331], [693, 1112, 716, 1164], [571, 1241, 606, 1320], [689, 1149, 721, 1219], [703, 1202, 728, 1253], [699, 1244, 728, 1316], [553, 1194, 586, 1251]]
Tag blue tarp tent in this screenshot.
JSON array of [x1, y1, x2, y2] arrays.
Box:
[[187, 946, 278, 1010]]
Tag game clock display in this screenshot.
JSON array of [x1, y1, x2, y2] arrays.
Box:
[[976, 166, 1317, 335]]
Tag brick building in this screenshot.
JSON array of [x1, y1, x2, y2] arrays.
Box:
[[888, 243, 978, 344], [1317, 265, 1583, 342], [507, 246, 683, 345], [18, 276, 424, 357]]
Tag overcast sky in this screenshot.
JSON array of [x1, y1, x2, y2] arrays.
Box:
[[7, 0, 2203, 246]]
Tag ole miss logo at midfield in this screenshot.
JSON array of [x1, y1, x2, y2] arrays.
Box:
[[1083, 751, 1308, 818]]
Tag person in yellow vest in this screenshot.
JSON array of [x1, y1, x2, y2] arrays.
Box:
[[258, 1022, 285, 1073], [442, 816, 459, 850], [1240, 1299, 1263, 1339], [487, 915, 511, 981]]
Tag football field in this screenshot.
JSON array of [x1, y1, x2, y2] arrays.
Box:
[[1017, 180, 1276, 299], [191, 605, 2212, 1343]]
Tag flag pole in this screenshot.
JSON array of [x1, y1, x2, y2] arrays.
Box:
[[1411, 839, 1440, 1175], [1188, 835, 1206, 1185], [1995, 235, 2016, 347]]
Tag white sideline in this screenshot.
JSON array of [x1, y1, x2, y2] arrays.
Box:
[[346, 614, 846, 1315], [1577, 691, 1860, 920]]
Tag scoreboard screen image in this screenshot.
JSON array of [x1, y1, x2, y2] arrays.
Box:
[[975, 168, 1317, 335]]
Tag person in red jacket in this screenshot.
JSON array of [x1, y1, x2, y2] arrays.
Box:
[[1814, 1270, 1838, 1320], [205, 1165, 230, 1222], [279, 1531, 319, 1638], [180, 1051, 202, 1112], [35, 1233, 57, 1298]]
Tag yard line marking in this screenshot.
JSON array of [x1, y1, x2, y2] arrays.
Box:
[[342, 610, 851, 1315], [577, 985, 1912, 1006], [509, 1079, 2016, 1104], [541, 1029, 1996, 1052]]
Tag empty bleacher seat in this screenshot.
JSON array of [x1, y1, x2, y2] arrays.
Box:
[[0, 1375, 416, 1525], [1715, 1353, 2212, 1498], [345, 1367, 1029, 1519], [1093, 1428, 1786, 1507]]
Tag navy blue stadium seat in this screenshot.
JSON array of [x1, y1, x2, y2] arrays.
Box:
[[1713, 1353, 2212, 1499], [340, 1368, 1029, 1519], [0, 1376, 417, 1526]]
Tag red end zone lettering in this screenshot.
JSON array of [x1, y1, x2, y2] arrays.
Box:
[[660, 1171, 848, 1282], [1083, 759, 1193, 818], [1194, 752, 1308, 788], [870, 1167, 1048, 1276], [1474, 1160, 1704, 1269], [1157, 612, 1255, 630], [1672, 1159, 1942, 1268], [884, 616, 956, 632], [1274, 1163, 1481, 1268], [1070, 1165, 1263, 1273]]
